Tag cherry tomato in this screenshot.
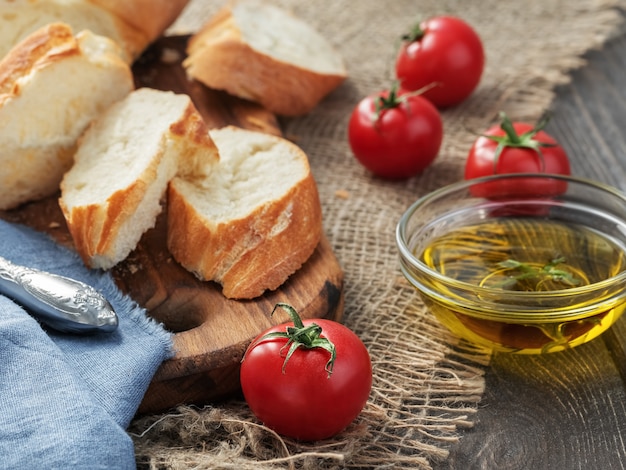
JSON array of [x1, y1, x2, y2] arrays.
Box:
[[348, 87, 443, 179], [240, 303, 372, 442], [395, 16, 485, 108], [465, 112, 571, 198]]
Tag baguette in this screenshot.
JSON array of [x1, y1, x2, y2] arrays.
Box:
[[0, 22, 133, 210], [60, 87, 219, 269], [167, 125, 323, 299], [89, 0, 190, 45], [0, 0, 190, 62], [184, 0, 347, 117]]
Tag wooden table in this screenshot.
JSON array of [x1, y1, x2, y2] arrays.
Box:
[[437, 20, 626, 470]]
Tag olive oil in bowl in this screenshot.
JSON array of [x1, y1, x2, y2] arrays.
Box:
[[417, 218, 626, 353], [396, 174, 626, 354]]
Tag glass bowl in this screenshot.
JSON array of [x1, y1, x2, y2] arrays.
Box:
[[396, 173, 626, 354]]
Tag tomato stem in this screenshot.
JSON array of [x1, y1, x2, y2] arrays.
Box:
[[401, 21, 426, 43], [256, 303, 337, 377], [375, 85, 401, 113], [372, 82, 438, 124], [486, 111, 556, 173]]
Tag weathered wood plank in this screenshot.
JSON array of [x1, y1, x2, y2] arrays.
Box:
[[439, 19, 626, 469], [437, 340, 626, 469]]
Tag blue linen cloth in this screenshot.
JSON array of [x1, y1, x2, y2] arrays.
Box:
[[0, 220, 174, 469]]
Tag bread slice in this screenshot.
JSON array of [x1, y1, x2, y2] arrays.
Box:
[[89, 0, 190, 46], [184, 0, 347, 117], [59, 87, 219, 270], [167, 125, 323, 299], [0, 0, 190, 62], [0, 22, 133, 210]]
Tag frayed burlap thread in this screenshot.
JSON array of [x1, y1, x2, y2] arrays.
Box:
[[130, 0, 626, 468]]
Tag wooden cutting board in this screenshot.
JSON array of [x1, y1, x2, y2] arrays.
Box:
[[0, 36, 344, 414]]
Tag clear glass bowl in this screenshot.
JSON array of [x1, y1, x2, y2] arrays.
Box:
[[396, 173, 626, 354]]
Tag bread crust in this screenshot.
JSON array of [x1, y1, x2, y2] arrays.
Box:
[[0, 1, 152, 63], [0, 22, 78, 100], [88, 0, 190, 42], [60, 91, 219, 269], [63, 172, 151, 266], [0, 22, 133, 210], [184, 1, 346, 117], [0, 0, 189, 63], [167, 127, 323, 299]]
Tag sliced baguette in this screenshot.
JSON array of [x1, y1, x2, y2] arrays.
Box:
[[0, 22, 133, 210], [184, 0, 347, 117], [60, 87, 219, 270], [0, 0, 190, 62], [167, 125, 323, 299], [89, 0, 190, 46]]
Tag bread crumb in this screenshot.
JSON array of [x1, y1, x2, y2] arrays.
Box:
[[160, 47, 181, 64], [128, 263, 139, 274], [335, 189, 350, 199], [48, 221, 61, 229]]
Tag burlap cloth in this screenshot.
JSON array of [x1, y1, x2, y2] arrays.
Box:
[[129, 1, 626, 468]]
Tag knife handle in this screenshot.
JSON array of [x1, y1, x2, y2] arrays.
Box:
[[0, 256, 118, 334]]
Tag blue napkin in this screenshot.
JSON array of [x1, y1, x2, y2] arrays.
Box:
[[0, 220, 174, 469]]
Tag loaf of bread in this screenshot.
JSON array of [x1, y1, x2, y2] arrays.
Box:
[[0, 0, 189, 62], [89, 0, 189, 46], [0, 22, 133, 211], [167, 125, 323, 299], [184, 0, 347, 117], [59, 87, 219, 270]]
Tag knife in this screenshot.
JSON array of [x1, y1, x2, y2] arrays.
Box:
[[0, 255, 118, 334]]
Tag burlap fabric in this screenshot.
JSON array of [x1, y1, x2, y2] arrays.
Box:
[[129, 1, 626, 468]]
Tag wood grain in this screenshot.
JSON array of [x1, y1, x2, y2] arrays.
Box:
[[437, 22, 626, 469], [0, 36, 345, 413], [438, 340, 626, 469]]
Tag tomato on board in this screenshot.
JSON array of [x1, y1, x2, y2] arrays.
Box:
[[240, 303, 372, 442], [395, 16, 485, 108], [464, 112, 571, 198], [348, 86, 443, 179]]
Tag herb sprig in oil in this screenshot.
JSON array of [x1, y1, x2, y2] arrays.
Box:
[[495, 256, 581, 291]]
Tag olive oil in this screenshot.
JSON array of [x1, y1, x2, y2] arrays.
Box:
[[417, 217, 626, 353]]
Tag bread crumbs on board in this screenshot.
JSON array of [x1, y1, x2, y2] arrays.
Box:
[[335, 189, 350, 199]]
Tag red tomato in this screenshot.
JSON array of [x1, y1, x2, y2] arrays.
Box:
[[465, 113, 571, 198], [348, 87, 443, 179], [240, 303, 372, 441], [395, 16, 485, 108]]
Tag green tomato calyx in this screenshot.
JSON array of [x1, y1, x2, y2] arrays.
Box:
[[400, 21, 426, 43], [373, 82, 437, 123], [373, 83, 404, 121], [486, 111, 556, 173], [259, 303, 337, 377]]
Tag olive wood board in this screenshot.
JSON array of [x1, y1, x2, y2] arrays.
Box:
[[0, 36, 344, 414]]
